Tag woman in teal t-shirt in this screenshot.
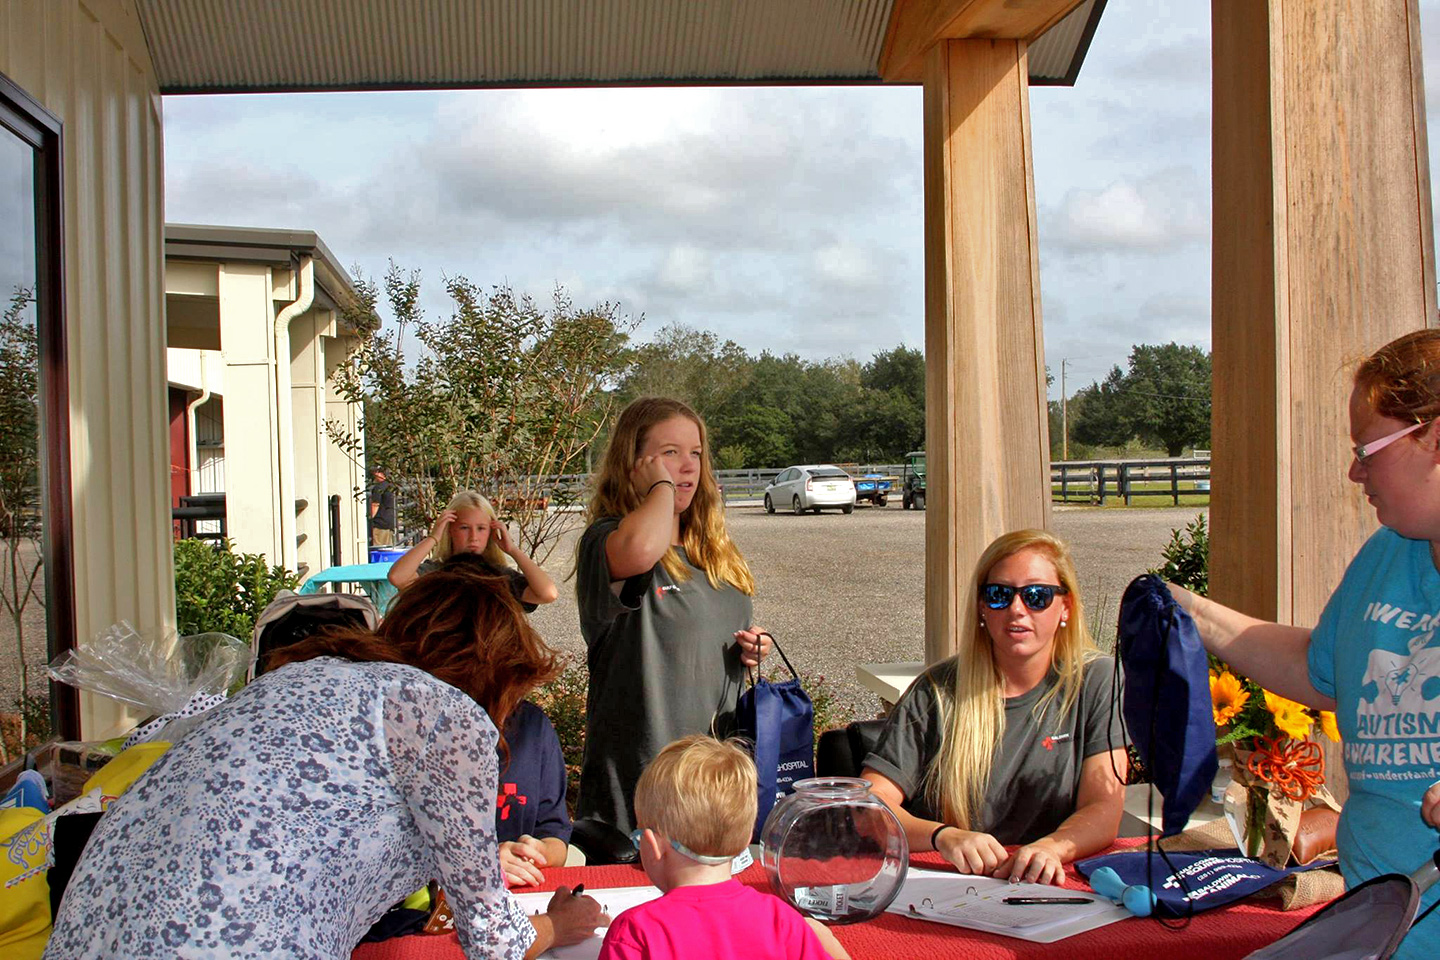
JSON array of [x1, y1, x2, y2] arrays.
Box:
[[1169, 329, 1440, 959]]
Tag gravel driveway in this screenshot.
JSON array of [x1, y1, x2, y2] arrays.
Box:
[[526, 502, 1206, 720]]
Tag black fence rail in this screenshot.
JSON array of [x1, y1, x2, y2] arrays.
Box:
[[1051, 458, 1211, 505]]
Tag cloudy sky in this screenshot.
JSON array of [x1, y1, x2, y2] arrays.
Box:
[[161, 0, 1440, 397]]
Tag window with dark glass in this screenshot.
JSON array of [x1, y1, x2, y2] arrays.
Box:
[[0, 72, 75, 762]]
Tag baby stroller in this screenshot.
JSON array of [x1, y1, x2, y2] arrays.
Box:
[[1246, 849, 1440, 959], [249, 590, 379, 680]]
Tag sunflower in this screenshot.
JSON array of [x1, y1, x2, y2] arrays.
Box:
[[1211, 671, 1249, 726], [1320, 711, 1340, 742], [1264, 691, 1315, 741]]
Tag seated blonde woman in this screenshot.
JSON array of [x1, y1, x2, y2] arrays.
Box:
[[388, 489, 558, 611], [862, 529, 1126, 885]]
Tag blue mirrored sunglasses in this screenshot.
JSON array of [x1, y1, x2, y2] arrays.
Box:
[[628, 828, 735, 866], [980, 582, 1067, 612]]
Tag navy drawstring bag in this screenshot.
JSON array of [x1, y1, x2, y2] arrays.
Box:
[[736, 633, 815, 842], [1077, 848, 1336, 917], [1118, 574, 1218, 837]]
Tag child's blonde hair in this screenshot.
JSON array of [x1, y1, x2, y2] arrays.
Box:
[[634, 735, 757, 860]]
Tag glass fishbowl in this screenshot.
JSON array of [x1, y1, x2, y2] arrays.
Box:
[[760, 776, 909, 923]]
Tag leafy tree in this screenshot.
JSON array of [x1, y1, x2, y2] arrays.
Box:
[[616, 324, 750, 420], [1122, 343, 1211, 457], [862, 346, 924, 407], [0, 287, 43, 761], [327, 263, 634, 563], [1070, 365, 1132, 448]]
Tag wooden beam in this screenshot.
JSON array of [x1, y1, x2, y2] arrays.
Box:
[[882, 0, 1085, 82], [922, 38, 1051, 663], [1211, 0, 1439, 798]]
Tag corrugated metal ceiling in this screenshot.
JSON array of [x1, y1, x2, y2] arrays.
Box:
[[134, 0, 1104, 93]]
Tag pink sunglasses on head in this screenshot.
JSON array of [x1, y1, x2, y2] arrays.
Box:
[[1353, 419, 1433, 466]]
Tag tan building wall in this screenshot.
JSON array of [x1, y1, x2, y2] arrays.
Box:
[[0, 0, 173, 738], [167, 252, 367, 578]]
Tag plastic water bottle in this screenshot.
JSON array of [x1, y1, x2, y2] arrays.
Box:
[[1210, 756, 1233, 804]]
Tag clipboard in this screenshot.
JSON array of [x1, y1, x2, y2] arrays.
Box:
[[884, 868, 1131, 943]]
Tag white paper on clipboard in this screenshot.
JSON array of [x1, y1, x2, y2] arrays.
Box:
[[885, 868, 1130, 943], [509, 886, 664, 959]]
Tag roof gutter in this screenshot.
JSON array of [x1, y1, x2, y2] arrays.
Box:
[[185, 351, 214, 494], [273, 255, 314, 573]]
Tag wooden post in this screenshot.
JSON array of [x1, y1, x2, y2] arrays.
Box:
[[922, 39, 1051, 664], [1211, 0, 1436, 624], [1212, 0, 1439, 801]]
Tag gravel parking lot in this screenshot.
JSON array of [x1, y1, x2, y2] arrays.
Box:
[[526, 502, 1207, 720]]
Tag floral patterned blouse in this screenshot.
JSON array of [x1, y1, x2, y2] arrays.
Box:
[[45, 657, 536, 959]]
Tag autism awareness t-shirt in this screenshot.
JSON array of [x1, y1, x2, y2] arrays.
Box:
[[1309, 526, 1440, 960]]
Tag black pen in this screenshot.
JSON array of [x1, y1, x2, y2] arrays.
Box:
[[571, 884, 585, 897], [1001, 896, 1093, 905]]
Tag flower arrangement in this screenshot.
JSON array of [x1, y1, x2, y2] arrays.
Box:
[[1210, 662, 1340, 748], [1209, 658, 1341, 864]]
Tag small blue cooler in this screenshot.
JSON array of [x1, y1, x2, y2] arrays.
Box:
[[369, 546, 408, 564]]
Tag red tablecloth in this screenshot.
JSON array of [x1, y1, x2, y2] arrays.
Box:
[[353, 841, 1330, 960]]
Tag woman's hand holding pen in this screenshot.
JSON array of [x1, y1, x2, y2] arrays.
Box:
[[546, 886, 608, 947]]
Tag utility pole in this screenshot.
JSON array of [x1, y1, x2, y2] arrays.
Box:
[[1061, 359, 1069, 462]]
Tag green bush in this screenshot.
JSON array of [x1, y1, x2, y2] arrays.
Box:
[[173, 538, 300, 642], [1152, 513, 1209, 596]]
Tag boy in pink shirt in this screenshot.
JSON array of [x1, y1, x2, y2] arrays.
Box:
[[598, 736, 849, 960]]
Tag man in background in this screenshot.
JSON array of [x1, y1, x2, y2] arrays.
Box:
[[369, 468, 396, 546]]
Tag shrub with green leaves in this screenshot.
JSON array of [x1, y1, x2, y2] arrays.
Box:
[[1152, 513, 1209, 596], [173, 538, 300, 642]]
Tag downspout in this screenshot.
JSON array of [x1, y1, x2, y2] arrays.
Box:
[[185, 351, 213, 495], [274, 256, 315, 574]]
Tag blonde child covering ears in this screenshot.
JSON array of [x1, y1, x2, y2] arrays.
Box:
[[388, 489, 558, 611]]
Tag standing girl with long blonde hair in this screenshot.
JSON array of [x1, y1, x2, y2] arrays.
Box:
[[863, 530, 1126, 885], [574, 397, 772, 833]]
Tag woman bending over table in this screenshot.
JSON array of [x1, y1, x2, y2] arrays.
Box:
[[863, 529, 1126, 885], [1168, 329, 1440, 960], [46, 564, 603, 960], [389, 489, 558, 612], [575, 396, 771, 834]]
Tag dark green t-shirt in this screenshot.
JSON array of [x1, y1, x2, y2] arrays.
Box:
[[575, 517, 753, 833], [863, 656, 1120, 844]]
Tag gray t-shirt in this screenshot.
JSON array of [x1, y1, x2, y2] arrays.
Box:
[[575, 517, 753, 833], [863, 655, 1120, 844]]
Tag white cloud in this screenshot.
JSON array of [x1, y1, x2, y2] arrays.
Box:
[[1045, 168, 1209, 254], [157, 0, 1440, 381]]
